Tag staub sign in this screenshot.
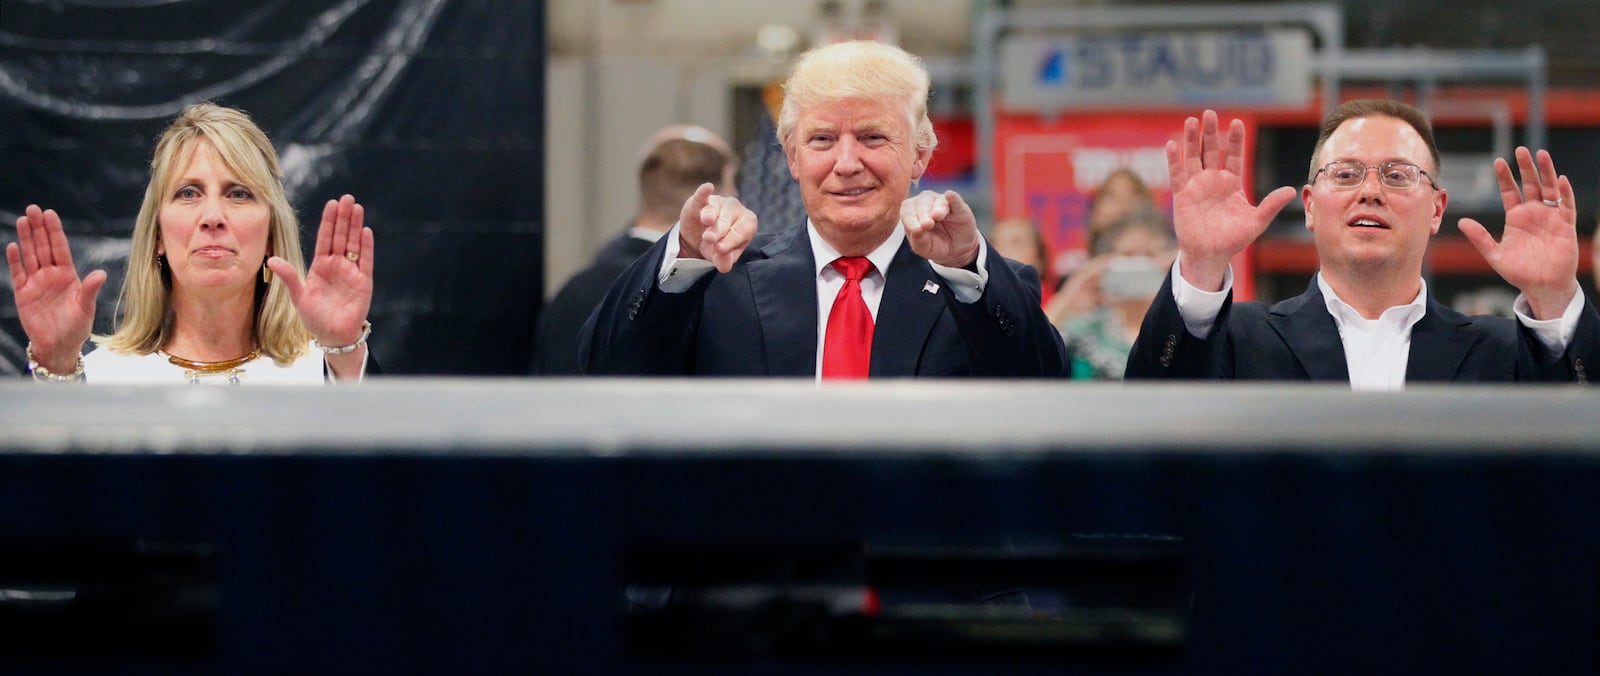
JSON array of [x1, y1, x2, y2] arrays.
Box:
[[1000, 28, 1313, 111]]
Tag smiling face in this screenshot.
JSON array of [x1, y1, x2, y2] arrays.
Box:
[[1302, 114, 1447, 282], [156, 140, 272, 296], [785, 96, 932, 255]]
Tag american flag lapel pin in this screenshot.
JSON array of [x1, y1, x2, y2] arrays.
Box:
[[922, 280, 940, 295]]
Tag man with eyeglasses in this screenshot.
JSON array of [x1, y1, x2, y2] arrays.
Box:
[[1126, 99, 1596, 387]]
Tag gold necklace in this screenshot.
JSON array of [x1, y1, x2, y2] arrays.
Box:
[[164, 347, 261, 372], [162, 347, 262, 385]]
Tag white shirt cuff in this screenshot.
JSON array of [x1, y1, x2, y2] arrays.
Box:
[[1513, 289, 1583, 355], [928, 237, 989, 304], [657, 222, 716, 293], [325, 348, 369, 384], [1170, 255, 1232, 340]]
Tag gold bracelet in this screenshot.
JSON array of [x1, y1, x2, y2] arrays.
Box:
[[313, 320, 371, 355], [27, 343, 85, 383]]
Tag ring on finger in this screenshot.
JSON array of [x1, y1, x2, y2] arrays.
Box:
[[1542, 198, 1561, 207], [345, 251, 360, 261]]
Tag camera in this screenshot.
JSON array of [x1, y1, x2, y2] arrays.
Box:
[[1099, 256, 1165, 300]]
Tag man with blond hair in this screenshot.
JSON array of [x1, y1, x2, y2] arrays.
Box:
[[580, 40, 1065, 378]]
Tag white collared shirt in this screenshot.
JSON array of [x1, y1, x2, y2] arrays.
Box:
[[1317, 274, 1425, 391], [656, 220, 990, 379], [1169, 256, 1582, 390], [808, 223, 904, 378]]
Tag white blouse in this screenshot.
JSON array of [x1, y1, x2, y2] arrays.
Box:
[[82, 342, 329, 385]]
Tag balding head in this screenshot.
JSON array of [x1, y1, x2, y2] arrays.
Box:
[[637, 126, 734, 228]]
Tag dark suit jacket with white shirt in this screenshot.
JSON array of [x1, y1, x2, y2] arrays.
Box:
[[579, 224, 1069, 378], [1125, 272, 1597, 383]]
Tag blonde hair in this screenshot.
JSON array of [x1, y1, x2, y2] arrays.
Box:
[[776, 40, 938, 156], [102, 103, 311, 364]]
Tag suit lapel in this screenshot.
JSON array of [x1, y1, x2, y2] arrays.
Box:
[[1405, 295, 1476, 382], [870, 241, 946, 376], [747, 227, 820, 376], [1266, 281, 1350, 381]]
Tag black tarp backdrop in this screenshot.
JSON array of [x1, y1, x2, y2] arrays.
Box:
[[0, 0, 545, 375]]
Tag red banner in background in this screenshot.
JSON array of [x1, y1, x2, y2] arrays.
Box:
[[993, 112, 1259, 300], [923, 115, 976, 184]]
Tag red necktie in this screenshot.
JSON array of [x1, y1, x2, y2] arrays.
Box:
[[823, 256, 875, 380]]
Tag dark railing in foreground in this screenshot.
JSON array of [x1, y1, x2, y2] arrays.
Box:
[[1, 380, 1596, 674]]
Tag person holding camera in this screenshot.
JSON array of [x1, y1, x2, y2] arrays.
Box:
[[1047, 207, 1174, 379]]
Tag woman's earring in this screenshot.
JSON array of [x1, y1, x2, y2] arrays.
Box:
[[262, 263, 273, 284]]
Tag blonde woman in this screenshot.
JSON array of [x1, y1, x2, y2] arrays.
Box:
[[7, 103, 374, 384]]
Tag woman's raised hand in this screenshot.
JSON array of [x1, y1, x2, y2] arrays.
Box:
[[266, 194, 374, 348], [5, 205, 105, 373]]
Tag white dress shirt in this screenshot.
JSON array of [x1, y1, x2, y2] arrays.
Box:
[[1317, 274, 1426, 392], [1169, 256, 1582, 391], [655, 220, 990, 379]]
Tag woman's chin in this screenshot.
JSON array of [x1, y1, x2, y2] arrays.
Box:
[[173, 270, 253, 292]]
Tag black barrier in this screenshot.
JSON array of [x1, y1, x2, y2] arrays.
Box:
[[0, 541, 219, 661], [1, 380, 1598, 673], [621, 539, 1187, 666]]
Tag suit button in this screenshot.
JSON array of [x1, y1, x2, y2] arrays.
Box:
[[627, 288, 648, 320], [994, 305, 1016, 336]]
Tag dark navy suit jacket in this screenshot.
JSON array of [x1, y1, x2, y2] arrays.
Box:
[[1126, 271, 1596, 383], [579, 225, 1069, 378]]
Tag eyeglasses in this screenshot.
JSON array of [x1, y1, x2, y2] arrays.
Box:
[[1313, 160, 1438, 191]]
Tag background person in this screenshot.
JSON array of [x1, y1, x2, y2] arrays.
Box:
[[1084, 167, 1160, 256], [988, 216, 1053, 305], [1051, 209, 1176, 379], [534, 125, 734, 375], [1047, 203, 1170, 325]]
